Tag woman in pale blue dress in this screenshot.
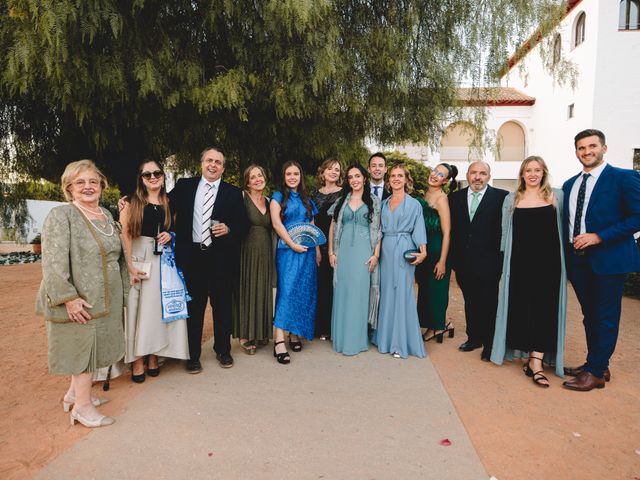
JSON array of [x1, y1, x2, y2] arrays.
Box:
[[328, 164, 381, 355], [372, 164, 427, 359], [270, 161, 319, 364]]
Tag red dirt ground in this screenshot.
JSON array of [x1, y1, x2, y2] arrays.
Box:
[[1, 263, 638, 479]]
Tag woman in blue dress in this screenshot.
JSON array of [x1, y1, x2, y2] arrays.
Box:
[[372, 164, 427, 359], [270, 161, 319, 364], [328, 164, 381, 355]]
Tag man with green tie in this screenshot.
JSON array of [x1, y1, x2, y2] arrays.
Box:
[[448, 161, 508, 361]]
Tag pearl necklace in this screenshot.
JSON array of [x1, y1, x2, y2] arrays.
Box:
[[73, 202, 115, 237]]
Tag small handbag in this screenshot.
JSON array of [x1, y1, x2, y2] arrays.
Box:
[[403, 249, 420, 262]]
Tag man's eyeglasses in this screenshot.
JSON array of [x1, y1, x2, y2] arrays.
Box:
[[141, 170, 164, 179]]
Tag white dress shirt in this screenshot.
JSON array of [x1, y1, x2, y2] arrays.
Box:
[[192, 177, 221, 242], [466, 185, 488, 215], [370, 181, 385, 200], [568, 161, 606, 242]]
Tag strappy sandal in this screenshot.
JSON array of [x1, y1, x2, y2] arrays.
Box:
[[522, 361, 533, 377], [289, 334, 302, 352], [423, 322, 454, 344], [273, 341, 290, 364], [241, 340, 257, 355], [529, 355, 549, 388], [443, 322, 455, 339], [532, 370, 550, 388]]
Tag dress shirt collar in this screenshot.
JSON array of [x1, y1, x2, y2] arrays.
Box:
[[467, 184, 488, 199], [370, 180, 385, 188], [581, 161, 607, 181], [199, 176, 221, 191]]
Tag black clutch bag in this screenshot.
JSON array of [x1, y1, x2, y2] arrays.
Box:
[[403, 249, 419, 262]]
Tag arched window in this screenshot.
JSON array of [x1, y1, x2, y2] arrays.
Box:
[[552, 34, 562, 65], [574, 12, 586, 48], [619, 0, 640, 30], [496, 121, 526, 162], [440, 122, 479, 163]]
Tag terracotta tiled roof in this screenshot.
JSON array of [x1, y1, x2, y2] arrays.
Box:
[[457, 87, 535, 106]]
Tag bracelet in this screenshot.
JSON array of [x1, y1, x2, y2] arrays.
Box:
[[329, 252, 336, 256]]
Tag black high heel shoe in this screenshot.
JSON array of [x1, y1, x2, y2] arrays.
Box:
[[273, 341, 291, 364], [423, 322, 454, 343], [289, 334, 302, 352], [131, 371, 146, 383], [444, 322, 455, 339]]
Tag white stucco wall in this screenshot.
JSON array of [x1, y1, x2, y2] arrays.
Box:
[[592, 3, 640, 167], [384, 0, 638, 190], [25, 200, 65, 242]]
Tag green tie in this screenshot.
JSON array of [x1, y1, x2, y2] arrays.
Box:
[[469, 192, 480, 220]]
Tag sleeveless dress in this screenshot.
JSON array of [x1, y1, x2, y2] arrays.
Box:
[[311, 189, 342, 337], [125, 204, 190, 362], [415, 197, 451, 330], [272, 190, 319, 340], [331, 203, 372, 355], [232, 194, 273, 341], [506, 205, 561, 353], [372, 195, 427, 358]]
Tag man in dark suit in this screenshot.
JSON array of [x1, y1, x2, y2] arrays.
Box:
[[449, 161, 508, 361], [562, 129, 640, 391], [368, 152, 391, 201], [169, 147, 249, 373]]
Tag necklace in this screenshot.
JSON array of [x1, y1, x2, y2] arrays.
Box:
[[74, 201, 106, 217], [73, 202, 115, 237]]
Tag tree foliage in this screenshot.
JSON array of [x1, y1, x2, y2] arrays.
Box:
[[1, 0, 565, 192]]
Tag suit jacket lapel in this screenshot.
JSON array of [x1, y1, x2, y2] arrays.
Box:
[[458, 187, 471, 226], [187, 177, 200, 211], [585, 164, 611, 218], [471, 186, 493, 223], [211, 180, 228, 219], [563, 174, 579, 231]]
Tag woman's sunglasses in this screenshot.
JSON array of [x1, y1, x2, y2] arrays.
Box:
[[141, 170, 164, 179]]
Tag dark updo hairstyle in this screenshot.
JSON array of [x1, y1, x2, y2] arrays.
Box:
[[438, 163, 459, 191], [332, 164, 375, 223]]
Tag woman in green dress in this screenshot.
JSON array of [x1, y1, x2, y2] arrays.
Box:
[[416, 163, 458, 343], [36, 160, 128, 428], [232, 165, 273, 353]]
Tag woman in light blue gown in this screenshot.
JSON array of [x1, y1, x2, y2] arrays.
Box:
[[328, 164, 381, 355], [270, 161, 319, 364], [372, 164, 427, 359]]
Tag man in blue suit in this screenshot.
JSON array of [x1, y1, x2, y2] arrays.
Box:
[[562, 129, 640, 391]]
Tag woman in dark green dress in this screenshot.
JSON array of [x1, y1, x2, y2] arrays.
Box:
[[416, 163, 458, 343], [232, 165, 273, 354]]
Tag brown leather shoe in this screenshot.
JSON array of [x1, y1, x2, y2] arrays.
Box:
[[564, 365, 611, 382], [562, 371, 605, 391]]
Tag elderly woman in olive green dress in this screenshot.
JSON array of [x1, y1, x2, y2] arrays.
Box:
[[36, 160, 128, 428]]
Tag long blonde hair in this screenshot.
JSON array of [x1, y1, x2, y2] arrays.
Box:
[[514, 156, 553, 206]]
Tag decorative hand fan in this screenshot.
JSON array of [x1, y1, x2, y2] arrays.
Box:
[[279, 222, 326, 248]]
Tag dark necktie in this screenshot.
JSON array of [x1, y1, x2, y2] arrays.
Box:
[[373, 186, 380, 198], [201, 184, 214, 246], [573, 173, 591, 239]]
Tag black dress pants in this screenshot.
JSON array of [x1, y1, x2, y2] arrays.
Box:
[[455, 268, 500, 349], [182, 243, 232, 362]]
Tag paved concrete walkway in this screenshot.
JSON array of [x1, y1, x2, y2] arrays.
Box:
[[38, 340, 487, 480]]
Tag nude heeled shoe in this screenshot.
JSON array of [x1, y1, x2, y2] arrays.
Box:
[[62, 396, 109, 413], [69, 409, 115, 428]]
